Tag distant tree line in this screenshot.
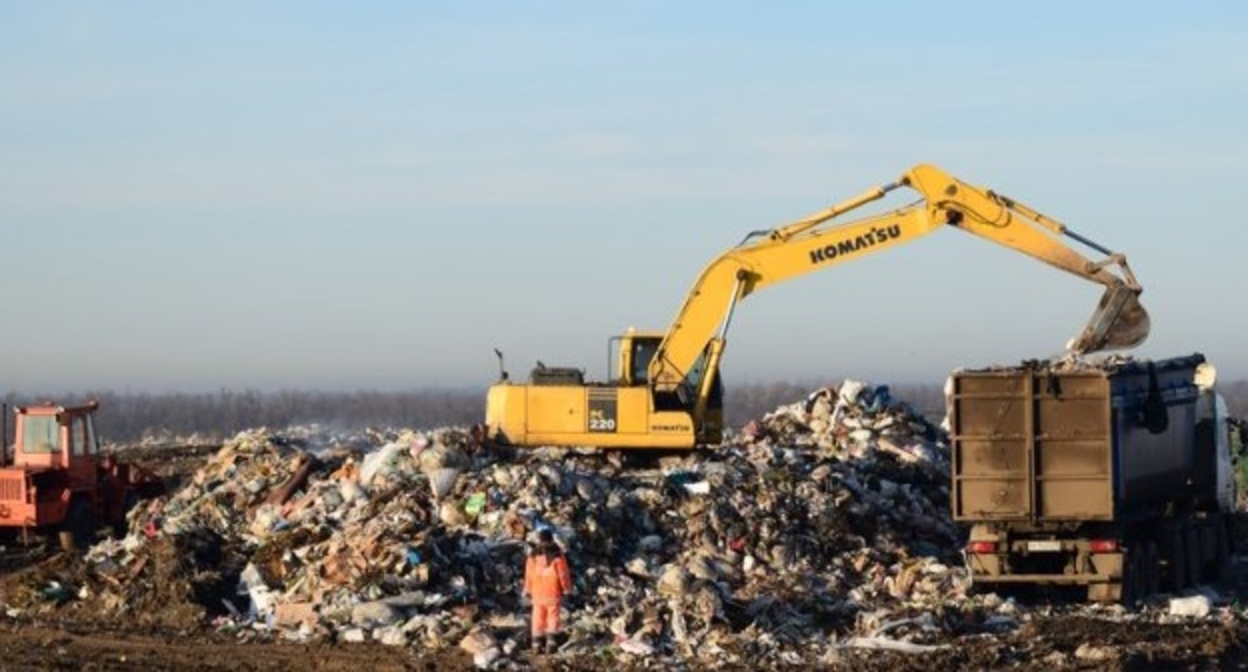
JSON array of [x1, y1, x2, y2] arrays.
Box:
[[1, 389, 484, 446], [3, 380, 1245, 446]]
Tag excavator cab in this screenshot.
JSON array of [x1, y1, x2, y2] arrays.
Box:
[[610, 330, 662, 386], [611, 331, 722, 434]]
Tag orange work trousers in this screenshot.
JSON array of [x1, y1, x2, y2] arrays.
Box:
[[531, 602, 561, 637]]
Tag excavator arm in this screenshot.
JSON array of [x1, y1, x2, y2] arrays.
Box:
[[648, 164, 1149, 427]]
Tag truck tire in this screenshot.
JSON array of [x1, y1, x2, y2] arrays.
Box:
[[1129, 548, 1152, 604], [1134, 550, 1149, 603], [1228, 515, 1237, 555], [1121, 552, 1140, 606], [1212, 516, 1231, 580], [1144, 542, 1160, 597], [1185, 527, 1203, 587], [1168, 530, 1188, 591], [59, 499, 96, 553]]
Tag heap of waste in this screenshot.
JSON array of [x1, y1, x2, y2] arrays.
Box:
[[11, 381, 1006, 666]]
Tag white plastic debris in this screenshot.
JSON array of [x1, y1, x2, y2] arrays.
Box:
[[1169, 594, 1213, 618], [459, 629, 498, 656], [841, 637, 950, 654], [618, 637, 655, 656], [374, 625, 408, 646], [473, 647, 501, 668], [239, 563, 277, 617], [351, 600, 401, 628], [682, 481, 711, 495], [1074, 642, 1119, 661], [838, 380, 867, 406], [429, 467, 462, 500], [360, 440, 409, 487]]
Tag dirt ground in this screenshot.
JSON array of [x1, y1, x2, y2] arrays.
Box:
[[4, 445, 1248, 671], [2, 616, 1247, 672]]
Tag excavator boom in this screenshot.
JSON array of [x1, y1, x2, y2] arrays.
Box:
[[649, 164, 1147, 390]]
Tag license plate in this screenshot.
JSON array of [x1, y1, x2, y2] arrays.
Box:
[[1027, 540, 1062, 552]]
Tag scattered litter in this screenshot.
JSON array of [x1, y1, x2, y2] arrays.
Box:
[[1074, 642, 1120, 662], [841, 636, 951, 654]]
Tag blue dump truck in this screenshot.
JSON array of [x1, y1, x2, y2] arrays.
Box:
[[949, 354, 1236, 602]]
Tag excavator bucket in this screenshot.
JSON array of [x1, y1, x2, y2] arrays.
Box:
[[1067, 285, 1151, 354]]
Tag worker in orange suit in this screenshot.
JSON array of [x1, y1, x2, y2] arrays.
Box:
[[523, 529, 573, 654]]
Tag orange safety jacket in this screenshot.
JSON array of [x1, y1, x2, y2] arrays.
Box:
[[524, 552, 572, 605]]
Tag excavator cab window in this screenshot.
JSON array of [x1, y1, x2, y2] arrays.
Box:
[[631, 338, 660, 385], [611, 335, 662, 386]]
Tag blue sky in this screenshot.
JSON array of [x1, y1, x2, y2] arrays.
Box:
[[3, 2, 1246, 392]]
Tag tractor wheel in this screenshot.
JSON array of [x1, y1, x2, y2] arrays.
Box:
[[109, 490, 140, 539], [59, 499, 96, 553]]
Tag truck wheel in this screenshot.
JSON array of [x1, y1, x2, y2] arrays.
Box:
[[59, 499, 96, 553], [1212, 517, 1231, 580], [1227, 515, 1237, 555], [1144, 542, 1160, 597], [1133, 551, 1149, 604], [1121, 553, 1139, 606], [1169, 530, 1188, 591], [1186, 527, 1203, 587], [1129, 549, 1150, 605]]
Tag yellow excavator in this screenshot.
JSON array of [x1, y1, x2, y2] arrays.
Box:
[[485, 164, 1150, 450]]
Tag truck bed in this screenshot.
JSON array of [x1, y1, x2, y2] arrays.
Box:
[[950, 355, 1205, 525]]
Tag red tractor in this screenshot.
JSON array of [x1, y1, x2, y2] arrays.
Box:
[[0, 401, 164, 551]]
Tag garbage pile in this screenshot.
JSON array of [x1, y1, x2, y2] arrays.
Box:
[[18, 381, 992, 666]]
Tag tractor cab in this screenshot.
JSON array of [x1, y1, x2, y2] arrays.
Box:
[[10, 402, 101, 478]]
